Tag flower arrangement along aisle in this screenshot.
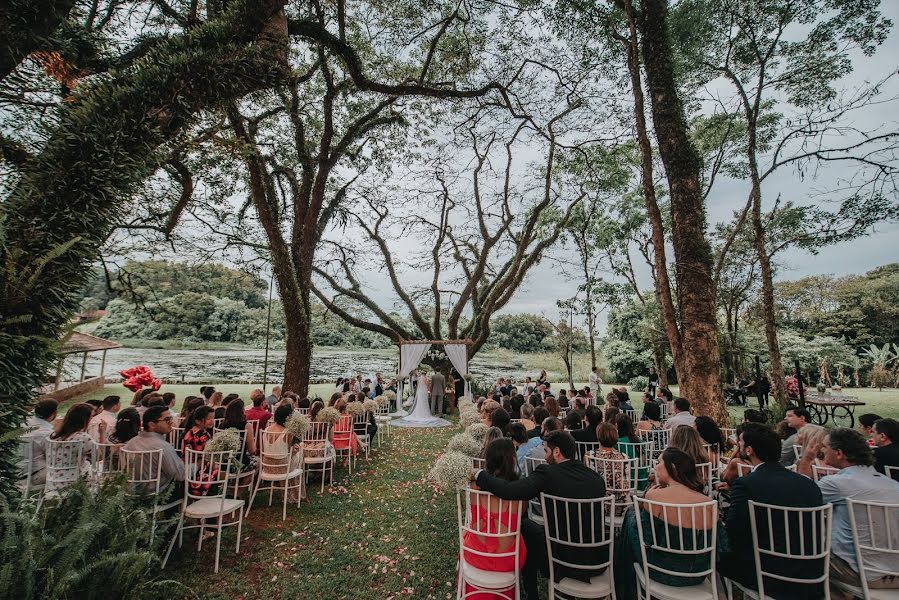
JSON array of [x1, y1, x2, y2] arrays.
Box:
[[429, 452, 474, 492], [120, 365, 162, 392]]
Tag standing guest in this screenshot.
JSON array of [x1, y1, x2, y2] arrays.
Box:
[[718, 423, 824, 599], [589, 366, 603, 396], [47, 403, 96, 489], [872, 418, 899, 477], [123, 405, 185, 497], [20, 399, 58, 486], [797, 428, 899, 591], [265, 386, 281, 410], [87, 395, 121, 443], [636, 402, 662, 433], [662, 398, 696, 430], [858, 413, 883, 446], [779, 406, 810, 466], [107, 407, 141, 444], [473, 431, 608, 600], [245, 391, 272, 431], [648, 367, 658, 396]]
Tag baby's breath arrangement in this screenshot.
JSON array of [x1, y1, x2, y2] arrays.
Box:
[[346, 401, 366, 417], [460, 409, 481, 428], [384, 390, 397, 401], [285, 413, 309, 439], [447, 433, 482, 457], [465, 422, 488, 443], [429, 451, 474, 492], [375, 395, 388, 408], [316, 406, 341, 425], [363, 399, 378, 414], [205, 428, 242, 454]]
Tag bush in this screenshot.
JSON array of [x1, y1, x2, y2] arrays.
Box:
[[869, 365, 894, 390], [627, 375, 649, 392], [0, 479, 173, 599], [603, 339, 651, 382]]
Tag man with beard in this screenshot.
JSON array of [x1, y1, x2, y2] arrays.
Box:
[[472, 430, 607, 600]]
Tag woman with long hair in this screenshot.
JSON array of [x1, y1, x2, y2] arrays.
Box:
[[48, 403, 96, 489], [222, 399, 258, 467], [694, 416, 725, 465], [463, 438, 526, 599], [490, 407, 511, 436], [309, 400, 325, 421], [669, 425, 710, 467], [543, 396, 560, 419], [637, 401, 663, 432], [331, 398, 358, 460], [108, 407, 140, 444], [179, 396, 205, 421], [262, 404, 305, 501]]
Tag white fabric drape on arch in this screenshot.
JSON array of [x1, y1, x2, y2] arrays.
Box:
[[392, 343, 431, 416], [444, 343, 470, 401]]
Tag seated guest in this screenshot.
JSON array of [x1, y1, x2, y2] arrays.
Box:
[[107, 407, 141, 444], [603, 407, 620, 425], [639, 391, 660, 420], [481, 427, 505, 458], [656, 387, 674, 404], [473, 431, 607, 600], [694, 415, 725, 465], [617, 414, 648, 488], [123, 405, 185, 498], [297, 397, 311, 411], [616, 448, 722, 600], [872, 418, 899, 477], [264, 405, 306, 501], [179, 396, 204, 421], [798, 427, 899, 591], [512, 423, 541, 475], [528, 393, 543, 408], [615, 389, 634, 412], [571, 405, 602, 444], [182, 406, 215, 454], [462, 438, 527, 600], [245, 392, 272, 431], [669, 426, 710, 486], [662, 398, 695, 430], [570, 396, 587, 419], [47, 403, 97, 489], [718, 423, 824, 599], [481, 400, 500, 425], [309, 400, 324, 421], [518, 403, 536, 431], [221, 399, 258, 469], [857, 413, 882, 446], [20, 398, 58, 486], [332, 399, 358, 459], [564, 411, 582, 431], [87, 395, 121, 443], [490, 407, 511, 436], [527, 407, 549, 439], [795, 424, 828, 470], [593, 422, 630, 510], [779, 406, 810, 466], [637, 401, 663, 433], [510, 394, 525, 419], [604, 392, 620, 410], [543, 396, 561, 419], [162, 392, 177, 413], [525, 417, 562, 464], [557, 389, 569, 409]]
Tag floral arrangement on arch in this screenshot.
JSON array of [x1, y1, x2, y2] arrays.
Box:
[[120, 365, 162, 392]]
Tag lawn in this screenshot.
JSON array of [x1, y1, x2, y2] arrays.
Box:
[[164, 422, 461, 599]]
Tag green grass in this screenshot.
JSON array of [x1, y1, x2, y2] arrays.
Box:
[[164, 423, 461, 599]]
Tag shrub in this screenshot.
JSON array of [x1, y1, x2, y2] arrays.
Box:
[[627, 375, 649, 392]]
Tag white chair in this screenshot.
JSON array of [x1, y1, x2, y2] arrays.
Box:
[[525, 456, 547, 524], [92, 442, 124, 482], [625, 409, 640, 423], [162, 448, 245, 574], [303, 422, 335, 494], [577, 441, 602, 463], [835, 498, 899, 600], [639, 429, 670, 461], [352, 413, 371, 465], [736, 462, 753, 478], [456, 487, 523, 600], [44, 438, 88, 493], [587, 453, 637, 529], [695, 462, 714, 496], [722, 428, 736, 442], [375, 403, 392, 446], [246, 430, 303, 521], [17, 436, 45, 496], [616, 441, 652, 490], [212, 427, 256, 498], [724, 500, 833, 600], [121, 448, 181, 541], [812, 464, 839, 481], [168, 426, 185, 452], [472, 457, 486, 470], [793, 444, 804, 463], [632, 496, 720, 600]]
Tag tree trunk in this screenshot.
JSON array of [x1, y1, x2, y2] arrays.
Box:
[[652, 342, 668, 388], [639, 0, 726, 424], [282, 302, 312, 396], [621, 0, 686, 387], [586, 302, 597, 370]]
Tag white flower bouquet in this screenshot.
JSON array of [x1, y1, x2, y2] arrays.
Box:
[[447, 433, 482, 457], [316, 406, 341, 425], [205, 428, 242, 455], [465, 422, 488, 443], [384, 390, 397, 401], [375, 395, 388, 408], [429, 451, 474, 492], [346, 401, 366, 417], [363, 399, 378, 414], [459, 410, 481, 428], [285, 413, 310, 439]]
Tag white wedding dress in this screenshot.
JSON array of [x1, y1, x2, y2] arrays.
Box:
[[391, 373, 452, 428]]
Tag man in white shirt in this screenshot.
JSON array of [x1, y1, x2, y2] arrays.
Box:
[[799, 428, 899, 591], [779, 406, 810, 466], [588, 367, 602, 395], [662, 397, 696, 430], [20, 398, 58, 486], [87, 395, 120, 443]]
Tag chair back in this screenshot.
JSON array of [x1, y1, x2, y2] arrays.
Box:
[[695, 462, 714, 495], [247, 419, 264, 453], [524, 455, 547, 518], [296, 407, 310, 416], [811, 464, 839, 481], [352, 414, 369, 437], [121, 448, 164, 495], [576, 441, 601, 463], [747, 500, 833, 598], [847, 498, 899, 598], [616, 440, 651, 488], [736, 461, 753, 477], [457, 487, 523, 567], [540, 493, 615, 585], [632, 496, 718, 584], [46, 438, 86, 490], [639, 428, 670, 460], [303, 422, 333, 460], [625, 409, 639, 423], [93, 442, 124, 479], [887, 465, 899, 482], [182, 447, 234, 504], [792, 444, 803, 462], [168, 426, 185, 452], [17, 437, 40, 494], [721, 428, 736, 442], [259, 430, 302, 477], [586, 453, 639, 498], [471, 457, 486, 470], [213, 417, 224, 429]]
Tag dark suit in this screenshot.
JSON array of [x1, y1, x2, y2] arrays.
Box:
[[476, 459, 607, 600], [571, 425, 600, 461], [719, 462, 825, 599]]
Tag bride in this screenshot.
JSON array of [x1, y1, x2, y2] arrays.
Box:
[[392, 369, 451, 428]]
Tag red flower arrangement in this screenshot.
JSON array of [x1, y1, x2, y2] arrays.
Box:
[[120, 365, 162, 392]]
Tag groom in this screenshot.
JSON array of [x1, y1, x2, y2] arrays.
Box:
[[429, 370, 446, 415]]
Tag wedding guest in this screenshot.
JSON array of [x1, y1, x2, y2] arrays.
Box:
[[603, 407, 620, 425], [662, 398, 695, 430], [527, 407, 549, 439], [473, 431, 607, 600], [557, 389, 569, 409], [572, 405, 602, 444], [19, 398, 58, 486], [123, 406, 184, 497], [518, 403, 536, 431], [669, 425, 709, 468], [525, 417, 562, 463], [200, 386, 215, 405], [564, 411, 582, 431], [490, 407, 511, 436], [47, 403, 96, 489], [162, 392, 177, 412], [332, 399, 358, 460], [262, 405, 305, 501], [182, 406, 214, 455], [694, 415, 725, 465], [463, 438, 527, 600], [481, 427, 506, 457], [858, 413, 882, 446], [179, 396, 204, 421], [309, 400, 324, 421], [107, 407, 140, 444], [512, 422, 541, 473], [481, 400, 500, 425], [544, 396, 561, 419], [88, 395, 121, 443], [636, 401, 663, 433], [528, 393, 543, 408], [604, 392, 620, 410], [510, 395, 525, 419], [222, 399, 258, 468], [779, 406, 810, 466], [872, 418, 899, 477], [592, 422, 630, 509], [617, 414, 648, 488], [245, 392, 272, 431], [615, 389, 634, 412]]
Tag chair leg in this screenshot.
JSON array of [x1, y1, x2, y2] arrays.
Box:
[[235, 508, 243, 554], [246, 473, 262, 517], [213, 513, 224, 574], [281, 479, 288, 521], [162, 512, 184, 569], [198, 519, 205, 551]]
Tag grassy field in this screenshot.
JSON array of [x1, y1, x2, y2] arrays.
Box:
[[165, 422, 461, 599]]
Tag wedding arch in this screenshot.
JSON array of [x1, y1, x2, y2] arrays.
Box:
[[391, 339, 472, 416]]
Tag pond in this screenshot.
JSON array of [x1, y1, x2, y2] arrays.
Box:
[[68, 346, 535, 385]]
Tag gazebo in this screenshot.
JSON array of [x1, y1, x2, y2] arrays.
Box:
[[391, 339, 472, 416], [53, 332, 122, 391]]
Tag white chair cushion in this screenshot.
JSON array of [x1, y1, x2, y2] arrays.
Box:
[[633, 563, 716, 600], [460, 558, 517, 589], [555, 572, 613, 598], [184, 498, 244, 518], [259, 468, 303, 482]]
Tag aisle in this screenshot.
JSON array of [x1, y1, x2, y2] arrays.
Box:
[[167, 424, 460, 600]]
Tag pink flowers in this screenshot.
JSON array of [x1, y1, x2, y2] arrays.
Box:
[[119, 365, 161, 392]]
